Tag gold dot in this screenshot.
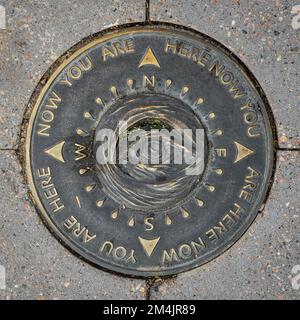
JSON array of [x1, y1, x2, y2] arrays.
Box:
[[215, 129, 223, 136], [181, 208, 190, 218], [196, 198, 204, 207], [207, 185, 216, 192], [181, 86, 189, 96], [110, 85, 118, 98], [111, 210, 118, 220], [165, 215, 172, 226], [127, 79, 134, 88], [84, 111, 93, 120], [96, 199, 104, 207], [165, 79, 172, 89], [76, 128, 87, 136], [128, 217, 135, 227], [85, 185, 95, 192], [79, 168, 88, 175], [215, 168, 223, 175], [195, 97, 204, 105], [95, 97, 103, 105], [208, 112, 216, 119]]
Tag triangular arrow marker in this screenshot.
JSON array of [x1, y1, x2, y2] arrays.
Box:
[[138, 47, 160, 68], [138, 236, 160, 257], [45, 141, 65, 163], [233, 141, 254, 163]]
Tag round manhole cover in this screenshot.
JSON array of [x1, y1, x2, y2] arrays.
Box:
[[24, 24, 275, 277]]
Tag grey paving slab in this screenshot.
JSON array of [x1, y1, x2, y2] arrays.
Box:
[[0, 151, 147, 300], [150, 151, 300, 300], [150, 0, 300, 149], [0, 0, 145, 149]]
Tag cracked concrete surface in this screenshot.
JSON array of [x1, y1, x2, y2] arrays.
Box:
[[0, 0, 299, 300]]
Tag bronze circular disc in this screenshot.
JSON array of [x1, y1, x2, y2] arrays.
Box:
[[24, 24, 275, 277]]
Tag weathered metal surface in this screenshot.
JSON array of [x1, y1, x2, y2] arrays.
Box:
[[25, 25, 275, 277]]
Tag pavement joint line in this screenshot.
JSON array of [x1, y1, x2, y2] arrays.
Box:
[[146, 276, 177, 300], [145, 279, 152, 300], [276, 148, 300, 152], [146, 278, 158, 300], [146, 0, 150, 22]]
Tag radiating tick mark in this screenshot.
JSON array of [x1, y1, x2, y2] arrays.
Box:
[[76, 128, 88, 136], [75, 196, 81, 208]]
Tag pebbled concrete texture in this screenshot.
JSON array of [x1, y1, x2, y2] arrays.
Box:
[[150, 0, 300, 149], [150, 151, 300, 300], [0, 0, 145, 149], [0, 151, 147, 300]]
